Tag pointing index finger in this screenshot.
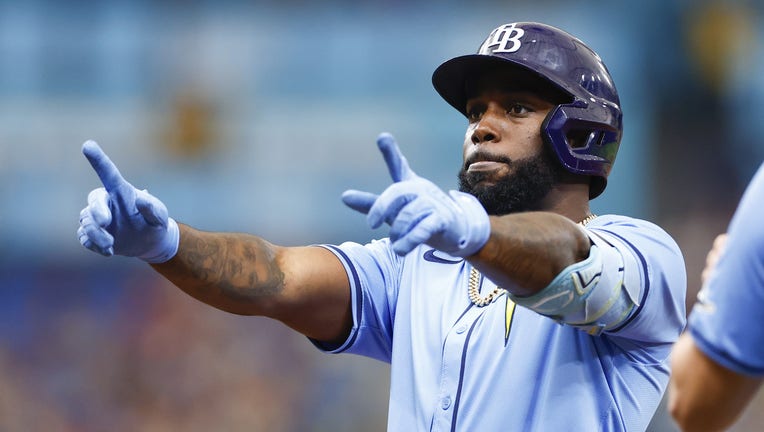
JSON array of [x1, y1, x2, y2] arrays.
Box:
[[377, 133, 415, 182], [82, 140, 127, 192]]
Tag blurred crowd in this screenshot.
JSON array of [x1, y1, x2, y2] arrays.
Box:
[[0, 262, 389, 431]]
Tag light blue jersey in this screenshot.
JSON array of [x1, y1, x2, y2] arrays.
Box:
[[316, 215, 686, 431], [689, 163, 764, 376]]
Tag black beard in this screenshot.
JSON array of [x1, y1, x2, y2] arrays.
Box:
[[458, 149, 562, 216]]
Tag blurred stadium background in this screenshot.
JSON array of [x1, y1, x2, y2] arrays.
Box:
[[1, 0, 763, 430]]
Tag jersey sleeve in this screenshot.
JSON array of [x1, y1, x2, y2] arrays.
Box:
[[589, 216, 687, 346], [688, 164, 764, 376], [309, 238, 402, 363]]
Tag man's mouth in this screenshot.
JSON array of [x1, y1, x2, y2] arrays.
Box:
[[467, 160, 506, 173]]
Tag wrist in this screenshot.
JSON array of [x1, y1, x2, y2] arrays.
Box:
[[449, 191, 490, 257], [139, 218, 180, 264]]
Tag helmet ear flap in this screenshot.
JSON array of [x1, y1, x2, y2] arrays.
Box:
[[567, 130, 602, 150], [542, 103, 621, 198]]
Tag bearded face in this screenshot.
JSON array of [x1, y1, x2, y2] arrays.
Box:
[[458, 145, 562, 216]]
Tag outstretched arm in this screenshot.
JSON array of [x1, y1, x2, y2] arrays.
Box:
[[77, 141, 352, 344], [152, 225, 352, 344], [343, 133, 590, 297], [344, 133, 632, 334]]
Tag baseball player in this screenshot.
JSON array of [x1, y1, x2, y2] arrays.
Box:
[[77, 22, 687, 431], [669, 162, 764, 431]]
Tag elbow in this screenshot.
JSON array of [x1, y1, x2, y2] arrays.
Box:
[[668, 381, 737, 432], [667, 389, 695, 432], [667, 361, 709, 431], [668, 333, 758, 432]]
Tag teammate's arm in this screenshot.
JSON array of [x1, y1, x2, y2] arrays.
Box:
[[669, 333, 762, 432], [669, 233, 761, 431], [78, 141, 352, 344]]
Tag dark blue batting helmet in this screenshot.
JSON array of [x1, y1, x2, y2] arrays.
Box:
[[432, 22, 622, 199]]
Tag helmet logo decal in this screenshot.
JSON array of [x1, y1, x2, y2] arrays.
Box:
[[479, 23, 525, 54]]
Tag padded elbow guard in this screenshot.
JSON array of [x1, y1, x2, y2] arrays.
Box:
[[507, 244, 637, 335]]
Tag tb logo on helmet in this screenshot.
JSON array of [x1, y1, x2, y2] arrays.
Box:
[[478, 23, 525, 54]]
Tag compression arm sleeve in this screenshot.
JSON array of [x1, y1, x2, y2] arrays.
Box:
[[508, 232, 639, 336]]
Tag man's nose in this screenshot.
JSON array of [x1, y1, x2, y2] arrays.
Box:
[[471, 110, 502, 145]]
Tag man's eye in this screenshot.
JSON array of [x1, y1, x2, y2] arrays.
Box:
[[467, 110, 481, 122], [508, 103, 530, 115]]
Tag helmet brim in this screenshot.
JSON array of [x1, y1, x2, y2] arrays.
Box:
[[432, 54, 571, 117]]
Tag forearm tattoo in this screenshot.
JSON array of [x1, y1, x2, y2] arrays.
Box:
[[158, 227, 285, 308]]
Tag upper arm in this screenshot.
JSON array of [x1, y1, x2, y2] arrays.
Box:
[[591, 220, 687, 344], [669, 332, 762, 432], [268, 245, 353, 344]]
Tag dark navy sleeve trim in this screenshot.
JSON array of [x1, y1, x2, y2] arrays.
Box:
[[309, 245, 363, 353], [689, 326, 764, 376]]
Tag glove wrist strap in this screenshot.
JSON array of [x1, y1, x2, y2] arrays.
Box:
[[139, 218, 180, 264], [449, 191, 490, 257]]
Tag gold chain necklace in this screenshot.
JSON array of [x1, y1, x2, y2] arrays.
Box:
[[468, 214, 597, 307]]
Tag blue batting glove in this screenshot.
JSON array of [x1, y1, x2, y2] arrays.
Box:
[[342, 133, 490, 257], [77, 140, 179, 263]]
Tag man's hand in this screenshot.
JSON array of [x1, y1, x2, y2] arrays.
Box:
[[342, 133, 490, 257], [77, 140, 179, 263]]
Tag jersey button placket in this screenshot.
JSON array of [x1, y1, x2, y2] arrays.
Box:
[[441, 396, 452, 410], [432, 307, 483, 431]]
